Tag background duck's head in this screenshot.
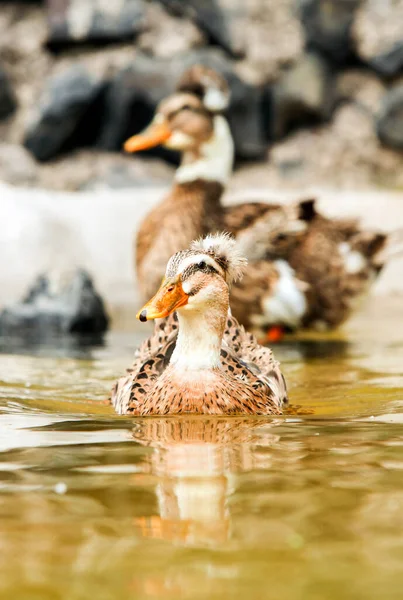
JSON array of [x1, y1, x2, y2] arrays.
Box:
[[137, 233, 247, 322], [125, 92, 215, 154], [124, 66, 233, 184]]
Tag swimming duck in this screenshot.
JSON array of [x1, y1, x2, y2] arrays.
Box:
[[111, 233, 287, 415], [124, 65, 398, 336]]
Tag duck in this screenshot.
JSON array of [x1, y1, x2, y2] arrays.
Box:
[[111, 233, 287, 415], [124, 65, 400, 337]]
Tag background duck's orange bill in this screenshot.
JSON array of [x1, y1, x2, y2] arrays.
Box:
[[124, 122, 172, 153]]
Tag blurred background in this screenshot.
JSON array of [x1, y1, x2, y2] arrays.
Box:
[[0, 0, 403, 330]]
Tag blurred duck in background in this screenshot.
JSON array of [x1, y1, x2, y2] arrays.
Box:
[[111, 233, 287, 415], [124, 65, 403, 340]]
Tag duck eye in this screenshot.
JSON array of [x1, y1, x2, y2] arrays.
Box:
[[197, 261, 206, 270], [181, 104, 193, 111]]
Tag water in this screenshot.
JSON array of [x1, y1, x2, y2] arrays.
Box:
[[0, 298, 403, 600]]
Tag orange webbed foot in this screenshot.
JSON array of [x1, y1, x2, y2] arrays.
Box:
[[266, 325, 285, 343]]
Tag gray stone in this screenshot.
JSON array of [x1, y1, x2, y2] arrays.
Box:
[[137, 3, 205, 58], [377, 85, 403, 150], [299, 0, 360, 64], [156, 0, 239, 58], [0, 268, 109, 336], [353, 0, 403, 63], [0, 67, 17, 120], [24, 65, 105, 162], [368, 42, 403, 79], [216, 0, 304, 84], [270, 52, 335, 140], [46, 0, 146, 50]]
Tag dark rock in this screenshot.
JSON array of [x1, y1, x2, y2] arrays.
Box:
[[368, 42, 403, 79], [270, 52, 335, 140], [96, 55, 175, 155], [46, 0, 146, 50], [156, 0, 240, 58], [376, 85, 403, 150], [97, 50, 266, 160], [299, 0, 360, 64], [0, 67, 17, 120], [0, 269, 109, 337], [24, 65, 105, 162]]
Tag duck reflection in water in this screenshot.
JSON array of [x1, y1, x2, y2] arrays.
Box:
[[131, 416, 281, 547]]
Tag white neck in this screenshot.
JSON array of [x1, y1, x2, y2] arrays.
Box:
[[175, 115, 234, 185], [170, 309, 226, 370]]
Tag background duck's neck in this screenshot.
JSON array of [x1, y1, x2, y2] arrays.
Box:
[[170, 305, 228, 371], [175, 115, 234, 186]]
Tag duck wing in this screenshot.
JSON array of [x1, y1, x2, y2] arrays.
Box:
[[111, 315, 179, 414], [222, 314, 288, 406], [288, 215, 389, 328]]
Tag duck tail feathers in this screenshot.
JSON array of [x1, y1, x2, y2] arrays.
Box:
[[374, 229, 403, 267]]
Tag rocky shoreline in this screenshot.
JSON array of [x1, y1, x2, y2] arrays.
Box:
[[1, 0, 403, 190]]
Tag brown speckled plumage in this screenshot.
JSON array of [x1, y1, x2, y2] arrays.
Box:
[[286, 210, 388, 328], [111, 313, 286, 416], [226, 199, 391, 329], [136, 180, 224, 300], [112, 235, 287, 416]]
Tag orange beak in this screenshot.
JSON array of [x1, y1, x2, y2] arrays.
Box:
[[124, 117, 172, 153], [136, 278, 189, 322]]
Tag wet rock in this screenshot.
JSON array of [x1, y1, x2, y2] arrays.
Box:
[[157, 0, 239, 58], [0, 67, 17, 120], [46, 0, 146, 50], [97, 50, 267, 159], [0, 269, 109, 336], [270, 52, 335, 140], [376, 85, 403, 150], [299, 0, 360, 64], [353, 0, 403, 63], [24, 65, 105, 162]]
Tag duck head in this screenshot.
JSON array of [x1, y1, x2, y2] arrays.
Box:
[[137, 232, 247, 323], [124, 66, 234, 184], [124, 92, 215, 154]]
